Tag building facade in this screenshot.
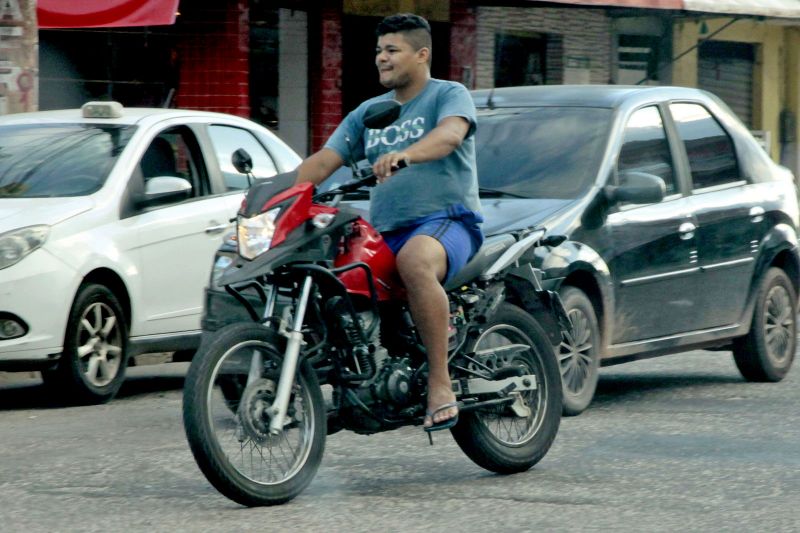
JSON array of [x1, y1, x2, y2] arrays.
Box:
[[32, 0, 800, 176]]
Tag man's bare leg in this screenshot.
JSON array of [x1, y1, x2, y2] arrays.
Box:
[[395, 235, 458, 427]]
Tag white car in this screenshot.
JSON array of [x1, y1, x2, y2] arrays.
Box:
[[0, 102, 301, 403]]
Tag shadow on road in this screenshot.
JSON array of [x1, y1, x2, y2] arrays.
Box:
[[0, 364, 188, 411], [591, 372, 744, 407], [116, 369, 186, 399]]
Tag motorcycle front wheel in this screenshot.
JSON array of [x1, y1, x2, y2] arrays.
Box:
[[451, 302, 562, 474], [183, 322, 326, 507]]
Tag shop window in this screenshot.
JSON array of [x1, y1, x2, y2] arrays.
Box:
[[249, 4, 280, 130], [616, 34, 660, 85], [494, 32, 546, 87]]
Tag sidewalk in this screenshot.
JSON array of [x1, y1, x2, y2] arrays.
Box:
[[0, 371, 39, 386]]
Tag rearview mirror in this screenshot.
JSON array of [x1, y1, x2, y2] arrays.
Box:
[[363, 100, 401, 129], [604, 171, 666, 205]]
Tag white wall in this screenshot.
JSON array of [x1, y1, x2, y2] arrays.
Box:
[[278, 8, 308, 156]]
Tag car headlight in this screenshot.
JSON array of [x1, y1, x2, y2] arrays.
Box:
[[0, 225, 50, 270], [237, 207, 281, 260]]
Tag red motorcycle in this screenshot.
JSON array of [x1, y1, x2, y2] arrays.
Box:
[[182, 101, 567, 506]]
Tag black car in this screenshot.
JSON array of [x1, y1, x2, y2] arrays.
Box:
[[473, 85, 800, 415], [203, 84, 800, 417]]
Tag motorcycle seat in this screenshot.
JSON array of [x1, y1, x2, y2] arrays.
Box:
[[444, 233, 516, 290]]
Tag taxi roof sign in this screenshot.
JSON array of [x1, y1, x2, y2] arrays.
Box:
[[81, 101, 123, 119]]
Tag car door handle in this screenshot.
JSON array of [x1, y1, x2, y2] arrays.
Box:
[[749, 206, 765, 223], [678, 222, 696, 240], [205, 221, 229, 234]]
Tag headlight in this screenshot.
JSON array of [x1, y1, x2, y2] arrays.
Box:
[[0, 225, 50, 270], [237, 207, 280, 260], [210, 253, 234, 289]]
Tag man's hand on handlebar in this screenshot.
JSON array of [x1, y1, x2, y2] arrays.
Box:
[[373, 151, 410, 183]]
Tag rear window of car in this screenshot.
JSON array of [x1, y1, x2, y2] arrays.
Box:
[[476, 107, 612, 199], [0, 123, 136, 198]]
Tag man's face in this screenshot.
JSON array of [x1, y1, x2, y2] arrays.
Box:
[[375, 32, 425, 89]]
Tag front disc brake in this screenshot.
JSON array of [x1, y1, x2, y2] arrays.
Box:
[[236, 378, 277, 444]]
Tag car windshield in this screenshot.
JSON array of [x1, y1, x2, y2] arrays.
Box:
[[476, 107, 612, 199], [0, 123, 136, 198]]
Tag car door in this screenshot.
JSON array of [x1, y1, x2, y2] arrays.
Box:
[[131, 125, 241, 336], [668, 102, 761, 329], [606, 105, 702, 344]]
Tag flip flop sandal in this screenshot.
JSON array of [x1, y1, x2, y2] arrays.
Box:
[[423, 401, 461, 445]]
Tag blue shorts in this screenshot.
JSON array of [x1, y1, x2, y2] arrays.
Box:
[[381, 205, 484, 284]]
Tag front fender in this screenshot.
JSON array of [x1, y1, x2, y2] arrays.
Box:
[[537, 240, 614, 350]]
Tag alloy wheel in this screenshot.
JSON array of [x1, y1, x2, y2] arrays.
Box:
[[76, 302, 124, 387], [763, 284, 794, 365], [559, 307, 594, 394]]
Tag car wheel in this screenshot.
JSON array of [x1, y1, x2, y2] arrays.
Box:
[[43, 283, 130, 404], [732, 267, 797, 382], [558, 286, 601, 416]]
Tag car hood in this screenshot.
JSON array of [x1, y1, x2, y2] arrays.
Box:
[[0, 197, 95, 233], [480, 197, 576, 236]]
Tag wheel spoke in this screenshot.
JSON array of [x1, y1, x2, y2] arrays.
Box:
[[101, 315, 117, 337], [77, 342, 95, 359], [106, 344, 122, 356], [85, 356, 101, 381], [91, 304, 103, 329], [80, 317, 97, 336], [97, 358, 112, 382]]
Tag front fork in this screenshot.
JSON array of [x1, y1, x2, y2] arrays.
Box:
[[267, 275, 313, 434]]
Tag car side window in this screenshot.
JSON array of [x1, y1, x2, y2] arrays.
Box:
[[140, 127, 208, 197], [208, 125, 278, 190], [669, 103, 740, 190], [617, 106, 677, 196]]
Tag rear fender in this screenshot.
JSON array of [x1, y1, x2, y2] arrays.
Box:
[[504, 263, 569, 345], [737, 223, 800, 328]]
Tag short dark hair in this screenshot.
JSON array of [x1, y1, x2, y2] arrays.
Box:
[[376, 13, 432, 52]]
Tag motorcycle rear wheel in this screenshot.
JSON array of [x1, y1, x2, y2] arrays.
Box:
[[451, 303, 561, 474], [183, 322, 326, 507]]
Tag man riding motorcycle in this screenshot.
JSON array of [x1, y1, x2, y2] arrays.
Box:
[[295, 13, 482, 433]]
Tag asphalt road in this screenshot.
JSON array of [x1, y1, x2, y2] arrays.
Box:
[[1, 349, 798, 532]]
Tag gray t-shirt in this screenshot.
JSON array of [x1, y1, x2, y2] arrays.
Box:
[[325, 79, 480, 232]]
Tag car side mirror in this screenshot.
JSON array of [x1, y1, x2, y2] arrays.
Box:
[[137, 176, 192, 206], [604, 171, 666, 205], [232, 148, 253, 174], [363, 100, 401, 129]]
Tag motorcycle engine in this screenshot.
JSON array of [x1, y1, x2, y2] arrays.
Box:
[[338, 311, 418, 433], [370, 352, 413, 406], [356, 313, 414, 409]]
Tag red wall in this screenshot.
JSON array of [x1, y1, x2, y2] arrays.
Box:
[[311, 5, 344, 153], [449, 0, 477, 88], [175, 0, 250, 116]]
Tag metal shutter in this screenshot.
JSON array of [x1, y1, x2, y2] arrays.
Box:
[[698, 42, 754, 127]]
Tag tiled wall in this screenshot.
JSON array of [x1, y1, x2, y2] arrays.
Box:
[[311, 6, 344, 153], [175, 0, 249, 116]]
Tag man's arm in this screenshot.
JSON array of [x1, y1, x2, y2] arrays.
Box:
[[372, 116, 470, 180], [295, 148, 345, 185]]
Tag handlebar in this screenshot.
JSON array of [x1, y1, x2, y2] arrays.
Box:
[[312, 158, 408, 203]]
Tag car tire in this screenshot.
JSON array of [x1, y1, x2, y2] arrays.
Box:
[[43, 283, 130, 404], [558, 286, 601, 416], [732, 267, 797, 382]]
